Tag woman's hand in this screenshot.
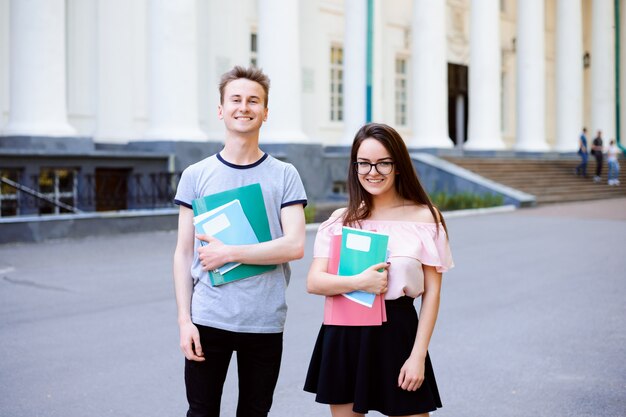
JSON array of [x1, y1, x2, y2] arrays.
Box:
[[397, 354, 425, 391], [356, 262, 389, 294]]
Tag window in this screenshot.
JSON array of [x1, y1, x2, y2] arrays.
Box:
[[332, 180, 347, 195], [0, 168, 21, 217], [250, 32, 258, 68], [395, 57, 408, 126], [330, 45, 344, 122], [38, 168, 78, 214]]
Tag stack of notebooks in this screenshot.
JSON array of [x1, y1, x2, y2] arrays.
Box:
[[192, 183, 275, 286], [323, 227, 389, 326]]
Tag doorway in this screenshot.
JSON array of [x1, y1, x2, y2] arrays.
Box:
[[95, 168, 130, 211], [448, 63, 468, 146]]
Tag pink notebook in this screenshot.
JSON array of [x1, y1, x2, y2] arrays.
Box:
[[323, 233, 387, 326]]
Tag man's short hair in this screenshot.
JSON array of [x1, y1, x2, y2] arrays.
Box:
[[219, 66, 271, 108]]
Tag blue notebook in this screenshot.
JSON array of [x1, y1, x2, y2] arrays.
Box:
[[192, 183, 275, 286], [193, 199, 259, 276], [337, 227, 389, 308]]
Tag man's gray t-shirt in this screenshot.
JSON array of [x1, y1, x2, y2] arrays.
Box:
[[174, 152, 307, 333]]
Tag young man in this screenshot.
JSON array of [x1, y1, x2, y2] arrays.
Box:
[[173, 66, 307, 417], [575, 127, 588, 177]]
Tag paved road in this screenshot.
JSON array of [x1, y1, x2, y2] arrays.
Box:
[[1, 199, 625, 417]]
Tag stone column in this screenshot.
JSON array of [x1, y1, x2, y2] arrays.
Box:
[[515, 0, 549, 151], [95, 0, 135, 142], [4, 0, 75, 136], [591, 0, 616, 141], [258, 0, 306, 142], [465, 0, 504, 150], [342, 0, 367, 144], [555, 0, 583, 151], [143, 0, 205, 141], [615, 0, 626, 144], [410, 0, 452, 148]]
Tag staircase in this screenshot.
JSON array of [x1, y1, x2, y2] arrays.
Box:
[[443, 157, 626, 205]]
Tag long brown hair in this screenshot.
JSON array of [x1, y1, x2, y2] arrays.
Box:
[[342, 123, 448, 236]]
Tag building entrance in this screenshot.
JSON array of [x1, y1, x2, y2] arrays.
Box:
[[95, 168, 130, 211], [448, 63, 468, 146]]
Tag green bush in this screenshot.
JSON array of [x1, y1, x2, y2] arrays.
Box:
[[304, 204, 317, 224], [430, 191, 504, 211]]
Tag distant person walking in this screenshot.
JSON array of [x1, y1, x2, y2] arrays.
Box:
[[575, 127, 589, 177], [606, 139, 621, 186], [591, 130, 604, 183]]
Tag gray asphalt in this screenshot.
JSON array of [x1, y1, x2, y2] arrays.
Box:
[[1, 198, 625, 417]]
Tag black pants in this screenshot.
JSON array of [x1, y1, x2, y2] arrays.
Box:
[[185, 324, 283, 417], [595, 153, 604, 177]]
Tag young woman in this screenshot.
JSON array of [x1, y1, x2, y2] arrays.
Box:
[[304, 123, 453, 417]]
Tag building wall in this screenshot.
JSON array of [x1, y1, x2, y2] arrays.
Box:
[[380, 0, 411, 138], [200, 0, 256, 140], [500, 0, 517, 148], [0, 0, 619, 150], [302, 0, 345, 144], [0, 0, 9, 127], [582, 0, 593, 132], [545, 0, 556, 147], [622, 0, 626, 144]]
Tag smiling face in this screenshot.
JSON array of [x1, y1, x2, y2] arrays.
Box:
[[218, 78, 268, 136], [355, 138, 397, 199]]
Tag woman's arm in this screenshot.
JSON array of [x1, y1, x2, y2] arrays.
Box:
[[398, 265, 442, 391], [306, 257, 389, 296]]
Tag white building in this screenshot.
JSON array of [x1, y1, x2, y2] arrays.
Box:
[[0, 0, 623, 151], [0, 0, 623, 218]]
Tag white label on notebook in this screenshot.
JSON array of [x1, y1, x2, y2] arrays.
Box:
[[202, 213, 231, 236], [345, 233, 371, 252]]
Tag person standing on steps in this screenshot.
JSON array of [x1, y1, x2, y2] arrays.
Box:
[[591, 130, 604, 183], [606, 139, 621, 186], [575, 127, 589, 177]]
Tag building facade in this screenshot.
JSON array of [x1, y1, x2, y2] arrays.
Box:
[[0, 0, 624, 216]]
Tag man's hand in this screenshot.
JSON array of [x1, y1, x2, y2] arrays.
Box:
[[179, 321, 205, 361], [196, 234, 231, 271]]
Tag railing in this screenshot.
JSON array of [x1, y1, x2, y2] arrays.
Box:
[[0, 171, 181, 217], [0, 176, 82, 214]]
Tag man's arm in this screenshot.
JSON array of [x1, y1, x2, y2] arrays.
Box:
[[173, 206, 204, 361], [196, 203, 305, 271]]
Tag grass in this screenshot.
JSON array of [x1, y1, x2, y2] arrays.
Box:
[[430, 191, 504, 211], [304, 205, 316, 224], [304, 192, 504, 224]]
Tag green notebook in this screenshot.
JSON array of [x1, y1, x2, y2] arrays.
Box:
[[338, 227, 389, 307], [192, 183, 276, 286]]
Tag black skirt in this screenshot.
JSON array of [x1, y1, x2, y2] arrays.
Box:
[[303, 296, 442, 416]]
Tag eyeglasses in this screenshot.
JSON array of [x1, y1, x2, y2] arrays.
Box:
[[353, 161, 395, 175]]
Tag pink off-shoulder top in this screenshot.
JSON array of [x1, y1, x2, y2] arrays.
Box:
[[313, 217, 454, 300]]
